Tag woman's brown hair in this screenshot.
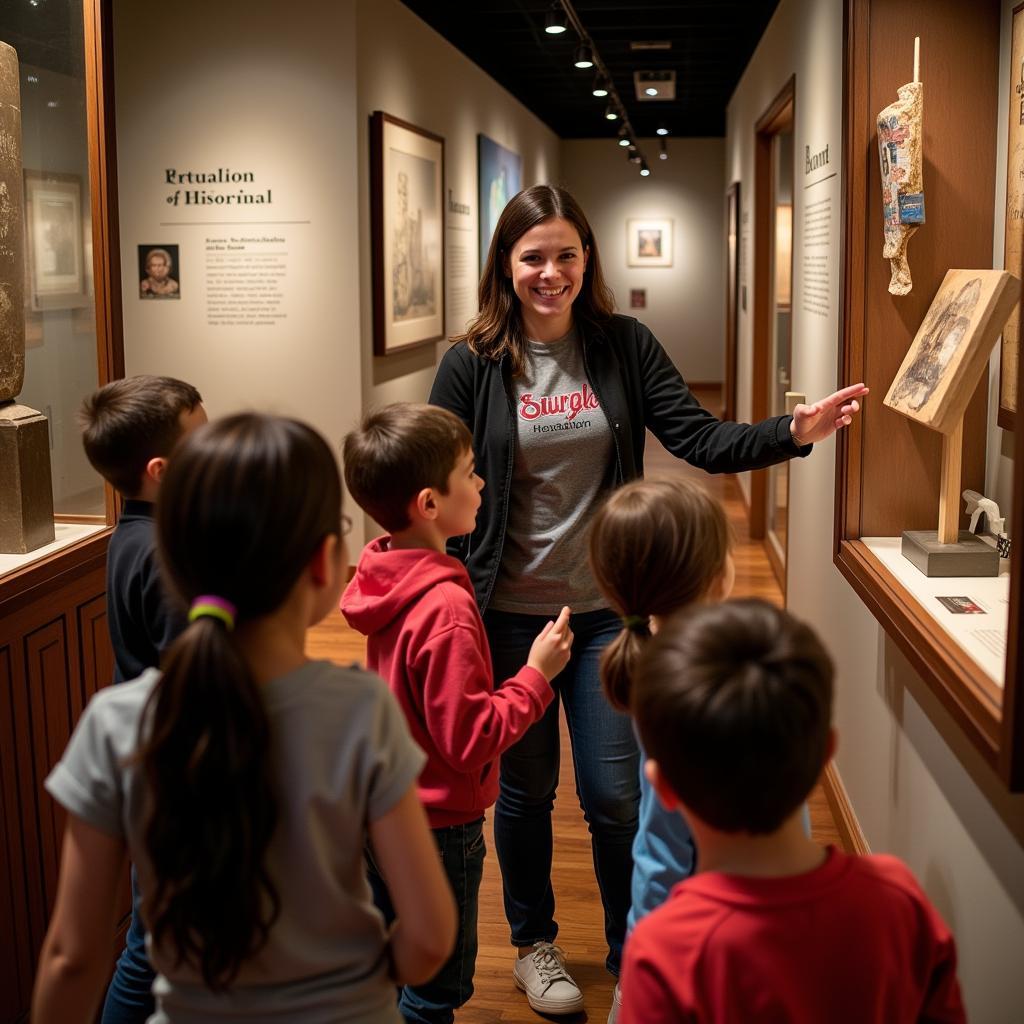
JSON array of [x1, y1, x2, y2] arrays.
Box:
[[139, 413, 342, 989], [588, 477, 731, 712], [453, 184, 615, 375]]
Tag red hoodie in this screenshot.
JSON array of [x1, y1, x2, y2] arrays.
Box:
[[341, 537, 553, 828]]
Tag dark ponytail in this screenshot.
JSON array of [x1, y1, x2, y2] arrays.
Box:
[[588, 477, 731, 711], [138, 413, 342, 989]]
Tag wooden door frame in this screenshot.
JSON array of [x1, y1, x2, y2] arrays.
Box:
[[724, 181, 741, 422], [751, 75, 796, 552]]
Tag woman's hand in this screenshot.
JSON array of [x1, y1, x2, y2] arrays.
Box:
[[790, 383, 869, 446]]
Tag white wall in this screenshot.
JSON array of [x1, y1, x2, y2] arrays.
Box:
[[727, 1, 1024, 1020], [355, 0, 561, 422], [114, 0, 361, 525], [114, 0, 558, 547], [561, 138, 725, 382]]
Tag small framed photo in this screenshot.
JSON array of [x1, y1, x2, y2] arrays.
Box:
[[138, 244, 181, 299], [370, 111, 445, 356], [24, 170, 89, 310], [627, 217, 673, 268], [630, 288, 647, 309]]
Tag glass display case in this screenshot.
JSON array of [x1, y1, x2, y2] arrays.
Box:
[[0, 0, 121, 582], [836, 0, 1023, 789], [0, 3, 124, 1021]]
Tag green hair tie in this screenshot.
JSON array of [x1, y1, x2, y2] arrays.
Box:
[[188, 595, 237, 631]]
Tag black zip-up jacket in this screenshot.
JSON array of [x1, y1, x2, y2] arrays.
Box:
[[428, 314, 809, 611]]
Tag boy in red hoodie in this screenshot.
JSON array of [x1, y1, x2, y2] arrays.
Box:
[[341, 402, 573, 1024]]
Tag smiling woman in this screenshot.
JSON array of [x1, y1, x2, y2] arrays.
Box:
[[428, 183, 867, 1017]]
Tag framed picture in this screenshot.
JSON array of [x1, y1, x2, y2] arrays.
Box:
[[138, 244, 181, 299], [630, 288, 646, 309], [24, 170, 89, 311], [1000, 0, 1024, 430], [627, 217, 673, 267], [370, 111, 445, 356], [478, 134, 522, 274], [883, 269, 1019, 435]]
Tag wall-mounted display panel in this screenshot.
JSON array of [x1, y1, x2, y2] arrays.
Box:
[[836, 0, 1024, 789]]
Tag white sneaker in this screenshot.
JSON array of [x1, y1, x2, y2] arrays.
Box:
[[607, 982, 622, 1024], [513, 942, 585, 1015]]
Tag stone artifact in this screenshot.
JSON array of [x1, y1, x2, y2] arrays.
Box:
[[0, 40, 55, 555], [877, 38, 925, 296]]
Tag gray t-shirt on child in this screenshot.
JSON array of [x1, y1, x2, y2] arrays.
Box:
[[45, 661, 425, 1024], [490, 328, 614, 615]]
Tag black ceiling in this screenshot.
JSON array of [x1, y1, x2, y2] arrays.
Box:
[[398, 0, 782, 139], [0, 0, 84, 80]]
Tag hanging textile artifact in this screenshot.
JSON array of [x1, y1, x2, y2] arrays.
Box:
[[877, 38, 925, 296]]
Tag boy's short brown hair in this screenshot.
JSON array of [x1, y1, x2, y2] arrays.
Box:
[[79, 375, 202, 497], [343, 403, 472, 533], [634, 599, 834, 835]]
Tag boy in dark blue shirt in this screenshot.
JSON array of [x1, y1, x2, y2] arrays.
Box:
[[79, 374, 206, 1023]]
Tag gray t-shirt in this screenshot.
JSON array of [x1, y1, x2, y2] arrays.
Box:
[[490, 329, 614, 615], [45, 661, 425, 1024]]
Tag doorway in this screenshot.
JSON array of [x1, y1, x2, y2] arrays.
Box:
[[752, 77, 795, 594]]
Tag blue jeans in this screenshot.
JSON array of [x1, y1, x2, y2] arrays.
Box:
[[101, 866, 155, 1024], [367, 817, 486, 1024], [485, 607, 640, 976]]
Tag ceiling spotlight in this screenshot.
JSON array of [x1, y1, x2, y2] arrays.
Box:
[[618, 132, 631, 147], [640, 163, 651, 177], [656, 125, 669, 136], [604, 104, 619, 121], [544, 3, 568, 34], [659, 137, 668, 160], [645, 86, 659, 96], [574, 43, 594, 69], [592, 75, 609, 97]]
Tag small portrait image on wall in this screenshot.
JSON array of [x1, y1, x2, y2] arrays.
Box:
[[627, 218, 673, 267], [138, 245, 180, 299]]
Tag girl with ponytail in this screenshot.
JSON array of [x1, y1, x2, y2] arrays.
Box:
[[588, 476, 733, 1021], [34, 413, 456, 1023]]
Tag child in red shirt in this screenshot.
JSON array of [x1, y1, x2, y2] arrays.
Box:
[[341, 403, 573, 1024], [620, 599, 965, 1024]]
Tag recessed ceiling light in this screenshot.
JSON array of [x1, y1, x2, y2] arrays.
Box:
[[645, 87, 658, 96]]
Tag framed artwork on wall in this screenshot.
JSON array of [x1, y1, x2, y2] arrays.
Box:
[[370, 111, 445, 356], [478, 134, 522, 274], [1000, 0, 1024, 430], [23, 170, 89, 311], [627, 217, 673, 267]]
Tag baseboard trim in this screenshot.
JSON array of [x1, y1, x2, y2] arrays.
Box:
[[822, 762, 870, 855]]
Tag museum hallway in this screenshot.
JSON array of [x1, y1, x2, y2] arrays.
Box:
[[306, 389, 844, 1022]]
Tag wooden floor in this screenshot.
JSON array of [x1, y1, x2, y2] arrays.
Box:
[[309, 390, 842, 1022]]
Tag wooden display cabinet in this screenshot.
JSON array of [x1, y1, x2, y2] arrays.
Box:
[[836, 0, 1024, 789], [0, 2, 126, 1020]]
